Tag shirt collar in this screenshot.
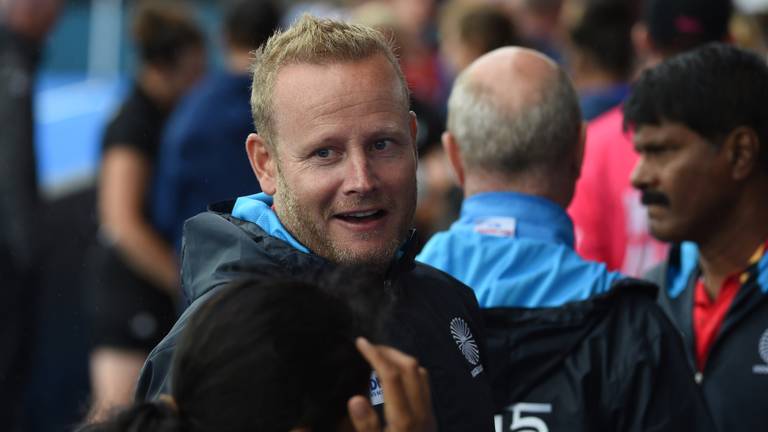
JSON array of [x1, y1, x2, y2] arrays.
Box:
[[457, 191, 575, 247]]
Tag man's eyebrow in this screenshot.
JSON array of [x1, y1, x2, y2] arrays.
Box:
[[369, 124, 408, 137]]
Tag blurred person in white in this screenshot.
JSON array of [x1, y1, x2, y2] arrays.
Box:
[[84, 0, 205, 422], [0, 0, 62, 429]]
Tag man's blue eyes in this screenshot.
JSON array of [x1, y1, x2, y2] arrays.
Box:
[[313, 141, 392, 158]]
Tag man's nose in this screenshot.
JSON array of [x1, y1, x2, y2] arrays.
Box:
[[343, 152, 378, 195], [630, 156, 651, 191]]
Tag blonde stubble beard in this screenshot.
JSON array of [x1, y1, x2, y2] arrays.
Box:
[[273, 169, 416, 273]]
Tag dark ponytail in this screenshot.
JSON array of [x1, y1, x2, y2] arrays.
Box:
[[76, 401, 184, 432]]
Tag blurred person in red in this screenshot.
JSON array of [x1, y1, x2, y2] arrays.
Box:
[[0, 0, 62, 429], [84, 1, 205, 422], [568, 0, 732, 276], [628, 43, 768, 431]]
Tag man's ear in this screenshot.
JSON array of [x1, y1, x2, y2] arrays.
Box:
[[725, 127, 760, 181], [409, 110, 419, 158], [442, 131, 465, 187], [245, 133, 277, 195]]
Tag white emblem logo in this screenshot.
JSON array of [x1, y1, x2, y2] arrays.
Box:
[[752, 328, 768, 375], [450, 318, 483, 377]]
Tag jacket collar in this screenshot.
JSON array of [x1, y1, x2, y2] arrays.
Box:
[[218, 194, 417, 282], [231, 193, 309, 253]]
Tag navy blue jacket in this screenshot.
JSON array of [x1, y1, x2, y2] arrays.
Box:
[[136, 201, 496, 432], [151, 71, 261, 251], [648, 242, 768, 431]]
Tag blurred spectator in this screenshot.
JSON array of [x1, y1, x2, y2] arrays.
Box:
[[732, 0, 768, 52], [0, 0, 62, 428], [411, 0, 521, 246], [568, 0, 732, 276], [84, 1, 205, 421], [439, 0, 519, 77], [281, 0, 352, 27], [561, 0, 635, 120], [628, 43, 768, 431], [152, 0, 280, 253], [504, 0, 565, 61], [388, 0, 446, 109]]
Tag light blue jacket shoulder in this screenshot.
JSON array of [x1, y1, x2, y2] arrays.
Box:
[[417, 192, 622, 308]]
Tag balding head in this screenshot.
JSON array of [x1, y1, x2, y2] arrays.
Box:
[[465, 47, 559, 115], [445, 47, 583, 203]]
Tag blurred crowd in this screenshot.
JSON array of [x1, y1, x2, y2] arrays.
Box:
[[2, 0, 768, 431]]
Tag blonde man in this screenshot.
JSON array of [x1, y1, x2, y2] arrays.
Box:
[[135, 16, 494, 432]]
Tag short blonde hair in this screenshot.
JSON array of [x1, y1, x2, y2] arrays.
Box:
[[250, 14, 410, 149]]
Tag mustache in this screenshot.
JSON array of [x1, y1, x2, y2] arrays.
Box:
[[640, 190, 670, 207]]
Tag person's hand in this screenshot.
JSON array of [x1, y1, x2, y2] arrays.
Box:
[[348, 337, 437, 432]]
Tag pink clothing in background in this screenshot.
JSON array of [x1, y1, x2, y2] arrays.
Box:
[[568, 106, 668, 277]]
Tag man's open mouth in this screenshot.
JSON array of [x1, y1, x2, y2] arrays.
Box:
[[334, 209, 387, 223]]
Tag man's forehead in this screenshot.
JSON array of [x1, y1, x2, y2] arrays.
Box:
[[273, 56, 404, 96], [271, 58, 408, 118], [633, 121, 691, 143]]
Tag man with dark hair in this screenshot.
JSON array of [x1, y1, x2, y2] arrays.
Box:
[[568, 0, 732, 276], [627, 43, 768, 431], [561, 0, 634, 120], [417, 46, 714, 432], [138, 16, 494, 432], [152, 0, 281, 252]]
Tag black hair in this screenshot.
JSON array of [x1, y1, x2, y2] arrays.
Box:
[[569, 0, 635, 79], [133, 1, 204, 67], [643, 0, 731, 54], [77, 403, 182, 432], [624, 43, 768, 168], [81, 268, 390, 432], [223, 0, 281, 50]]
